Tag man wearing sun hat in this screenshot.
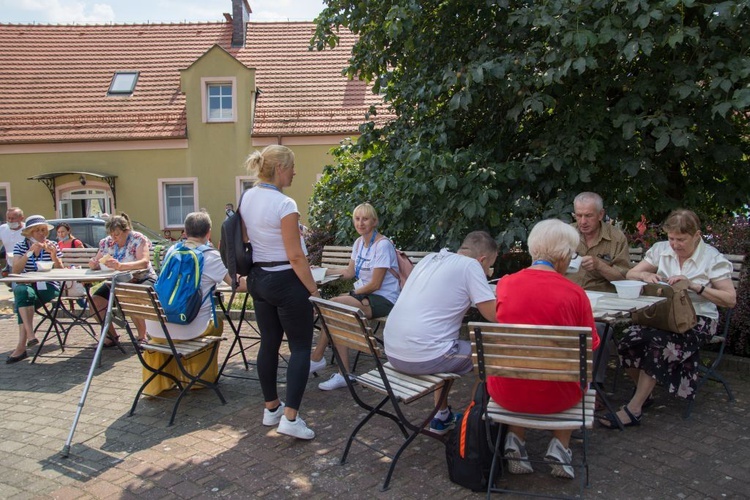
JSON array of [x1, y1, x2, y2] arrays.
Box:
[[1, 207, 26, 277], [7, 215, 63, 364]]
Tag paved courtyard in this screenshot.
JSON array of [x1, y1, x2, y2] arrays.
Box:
[[1, 293, 749, 499]]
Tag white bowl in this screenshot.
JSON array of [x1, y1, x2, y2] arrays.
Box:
[[585, 291, 603, 308], [311, 267, 327, 282], [36, 261, 54, 272], [612, 280, 645, 299]]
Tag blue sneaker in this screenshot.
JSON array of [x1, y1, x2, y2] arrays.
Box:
[[429, 407, 459, 435]]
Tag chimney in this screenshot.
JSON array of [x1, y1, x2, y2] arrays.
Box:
[[231, 0, 251, 47]]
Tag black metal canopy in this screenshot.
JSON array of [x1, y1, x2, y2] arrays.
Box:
[[27, 171, 118, 210]]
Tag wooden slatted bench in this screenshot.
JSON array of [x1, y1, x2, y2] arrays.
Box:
[[61, 246, 168, 272], [321, 245, 430, 269], [61, 247, 99, 268], [629, 246, 644, 265]]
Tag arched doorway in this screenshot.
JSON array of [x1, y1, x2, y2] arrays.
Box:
[[58, 187, 113, 218]]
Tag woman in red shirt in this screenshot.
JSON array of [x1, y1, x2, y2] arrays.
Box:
[[55, 223, 85, 250], [490, 218, 600, 480]]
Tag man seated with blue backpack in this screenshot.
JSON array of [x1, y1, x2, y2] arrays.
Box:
[[143, 211, 246, 396]]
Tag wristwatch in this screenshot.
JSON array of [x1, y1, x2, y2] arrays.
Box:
[[26, 250, 34, 258]]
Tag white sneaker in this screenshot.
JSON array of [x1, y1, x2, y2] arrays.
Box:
[[309, 357, 327, 375], [277, 415, 315, 440], [504, 431, 534, 474], [545, 437, 574, 479], [262, 401, 285, 426], [318, 372, 351, 391]]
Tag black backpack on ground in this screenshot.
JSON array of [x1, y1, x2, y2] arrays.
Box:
[[445, 381, 499, 491], [220, 189, 253, 285]]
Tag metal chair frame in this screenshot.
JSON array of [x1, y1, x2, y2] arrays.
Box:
[[310, 296, 459, 491]]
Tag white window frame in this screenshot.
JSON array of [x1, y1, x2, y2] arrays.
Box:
[[108, 71, 139, 95], [235, 175, 257, 203], [0, 182, 10, 222], [201, 77, 237, 123], [158, 178, 199, 229]]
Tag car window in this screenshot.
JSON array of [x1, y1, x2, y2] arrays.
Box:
[[92, 225, 107, 247]]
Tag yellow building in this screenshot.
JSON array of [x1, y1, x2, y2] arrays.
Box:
[[0, 0, 391, 239]]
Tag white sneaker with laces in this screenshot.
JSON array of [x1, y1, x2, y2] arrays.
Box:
[[309, 357, 327, 375], [545, 437, 574, 479], [277, 415, 315, 440], [318, 372, 350, 391], [262, 401, 286, 426], [504, 431, 534, 474]]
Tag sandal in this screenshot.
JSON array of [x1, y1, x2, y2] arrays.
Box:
[[103, 334, 119, 348], [598, 405, 642, 430]]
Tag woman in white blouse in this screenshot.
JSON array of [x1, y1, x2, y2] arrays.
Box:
[[599, 209, 736, 429]]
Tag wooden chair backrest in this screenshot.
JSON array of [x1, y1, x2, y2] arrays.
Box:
[[468, 322, 593, 384], [113, 282, 164, 323], [310, 296, 382, 357]]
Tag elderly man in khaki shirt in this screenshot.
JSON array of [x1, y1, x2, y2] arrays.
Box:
[[568, 192, 630, 292]]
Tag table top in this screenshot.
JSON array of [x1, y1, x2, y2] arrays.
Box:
[[0, 268, 117, 284], [592, 291, 666, 321]]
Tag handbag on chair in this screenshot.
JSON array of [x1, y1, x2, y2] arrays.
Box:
[[632, 281, 697, 334]]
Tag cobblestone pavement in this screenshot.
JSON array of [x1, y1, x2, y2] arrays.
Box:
[[0, 299, 749, 499]]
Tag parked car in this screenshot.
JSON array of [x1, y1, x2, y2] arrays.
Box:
[[47, 217, 172, 249]]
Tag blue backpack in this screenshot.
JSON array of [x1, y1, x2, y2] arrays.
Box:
[[154, 242, 216, 325]]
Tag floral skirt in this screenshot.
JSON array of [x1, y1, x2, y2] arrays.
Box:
[[617, 316, 717, 400]]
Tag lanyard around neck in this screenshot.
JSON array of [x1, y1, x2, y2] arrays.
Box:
[[532, 259, 555, 269], [258, 182, 281, 192], [354, 231, 377, 279], [113, 233, 131, 261]]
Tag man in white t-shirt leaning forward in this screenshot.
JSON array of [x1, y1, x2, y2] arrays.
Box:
[[384, 230, 498, 435]]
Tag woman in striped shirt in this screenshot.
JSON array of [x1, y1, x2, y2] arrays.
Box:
[[8, 215, 63, 364]]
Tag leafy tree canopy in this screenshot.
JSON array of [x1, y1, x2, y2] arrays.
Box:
[[310, 0, 750, 251]]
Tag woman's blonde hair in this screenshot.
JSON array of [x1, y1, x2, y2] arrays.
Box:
[[244, 145, 295, 183], [105, 213, 132, 234], [527, 219, 579, 263], [662, 209, 701, 235], [352, 203, 379, 226]]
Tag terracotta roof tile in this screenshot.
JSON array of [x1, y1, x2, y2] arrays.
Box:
[[0, 22, 392, 144]]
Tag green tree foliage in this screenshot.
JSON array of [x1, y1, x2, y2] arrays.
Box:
[[310, 0, 750, 251]]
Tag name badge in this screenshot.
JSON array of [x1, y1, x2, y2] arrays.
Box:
[[37, 281, 47, 291], [353, 279, 365, 289]]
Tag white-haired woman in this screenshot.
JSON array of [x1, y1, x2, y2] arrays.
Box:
[[240, 145, 318, 440], [490, 219, 600, 480]]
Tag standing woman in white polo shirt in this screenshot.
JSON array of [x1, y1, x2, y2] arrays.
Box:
[[240, 145, 319, 440]]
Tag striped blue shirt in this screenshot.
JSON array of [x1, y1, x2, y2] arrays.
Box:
[[13, 238, 62, 291]]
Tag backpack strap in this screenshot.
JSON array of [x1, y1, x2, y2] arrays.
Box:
[[386, 238, 401, 280], [195, 243, 219, 327]]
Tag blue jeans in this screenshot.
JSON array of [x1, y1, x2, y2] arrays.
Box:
[[250, 268, 313, 411]]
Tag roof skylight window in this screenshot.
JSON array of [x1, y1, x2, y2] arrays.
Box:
[[108, 71, 139, 95]]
